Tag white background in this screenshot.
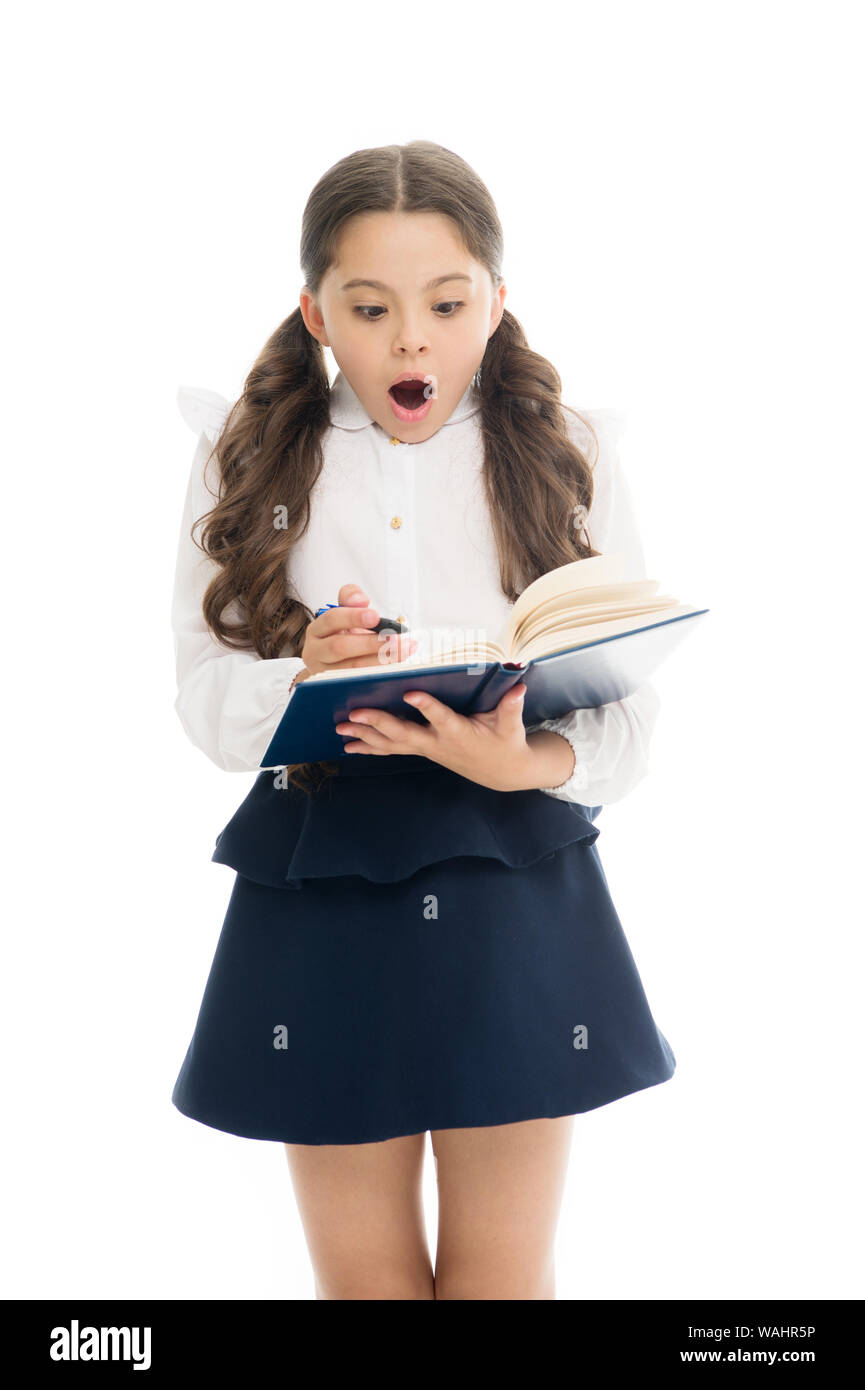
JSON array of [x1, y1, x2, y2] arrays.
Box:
[[3, 0, 862, 1301]]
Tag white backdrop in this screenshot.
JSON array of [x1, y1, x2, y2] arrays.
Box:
[[3, 0, 862, 1301]]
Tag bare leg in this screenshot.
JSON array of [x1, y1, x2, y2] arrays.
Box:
[[431, 1115, 575, 1300], [284, 1131, 434, 1299]]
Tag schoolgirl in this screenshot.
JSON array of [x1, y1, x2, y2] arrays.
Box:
[[170, 140, 674, 1301]]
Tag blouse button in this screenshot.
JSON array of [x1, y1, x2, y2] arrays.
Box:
[[390, 515, 402, 529]]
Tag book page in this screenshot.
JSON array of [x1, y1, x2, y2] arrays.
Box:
[[503, 553, 634, 654], [515, 602, 702, 663], [514, 596, 676, 650], [510, 579, 662, 649], [297, 639, 507, 682]]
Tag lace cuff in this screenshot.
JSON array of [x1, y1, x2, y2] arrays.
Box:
[[529, 716, 593, 801]]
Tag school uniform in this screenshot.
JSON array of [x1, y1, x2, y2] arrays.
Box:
[[170, 370, 675, 1145]]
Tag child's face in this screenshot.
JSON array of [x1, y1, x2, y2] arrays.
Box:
[[300, 210, 506, 442]]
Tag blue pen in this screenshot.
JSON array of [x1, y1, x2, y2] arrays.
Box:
[[314, 603, 408, 634]]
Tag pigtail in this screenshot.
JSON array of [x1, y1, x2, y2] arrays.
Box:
[[195, 308, 339, 797], [475, 308, 600, 603]]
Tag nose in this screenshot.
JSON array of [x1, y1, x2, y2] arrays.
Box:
[[391, 313, 429, 356]]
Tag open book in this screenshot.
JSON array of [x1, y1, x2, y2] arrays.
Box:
[[260, 553, 709, 767]]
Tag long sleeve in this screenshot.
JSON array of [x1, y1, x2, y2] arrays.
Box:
[[526, 408, 662, 806], [171, 387, 306, 772]]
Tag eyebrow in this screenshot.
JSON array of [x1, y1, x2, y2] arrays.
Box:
[[339, 272, 473, 293]]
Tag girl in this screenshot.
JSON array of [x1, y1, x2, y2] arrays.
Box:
[[170, 140, 675, 1301]]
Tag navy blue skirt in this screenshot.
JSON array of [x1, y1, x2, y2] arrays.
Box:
[[171, 753, 675, 1145]]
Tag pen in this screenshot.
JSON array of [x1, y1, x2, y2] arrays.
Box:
[[314, 603, 408, 635]]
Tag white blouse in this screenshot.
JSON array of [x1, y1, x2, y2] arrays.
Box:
[[172, 369, 661, 805]]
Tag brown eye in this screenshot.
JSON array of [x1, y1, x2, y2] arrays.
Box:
[[353, 301, 465, 322]]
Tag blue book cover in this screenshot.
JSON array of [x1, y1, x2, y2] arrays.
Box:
[[259, 551, 709, 767]]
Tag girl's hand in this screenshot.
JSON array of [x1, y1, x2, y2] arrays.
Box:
[[335, 682, 537, 793], [300, 581, 418, 676]]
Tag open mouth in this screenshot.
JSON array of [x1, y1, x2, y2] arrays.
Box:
[[388, 378, 430, 410]]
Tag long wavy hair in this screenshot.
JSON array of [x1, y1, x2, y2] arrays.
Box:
[[189, 140, 601, 795]]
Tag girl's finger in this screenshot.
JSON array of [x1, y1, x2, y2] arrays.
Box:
[[402, 691, 454, 726], [498, 683, 526, 715], [338, 723, 385, 752], [342, 707, 416, 744]]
